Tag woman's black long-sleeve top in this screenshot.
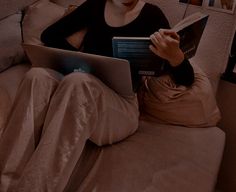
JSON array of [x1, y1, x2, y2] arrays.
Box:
[[41, 0, 194, 86]]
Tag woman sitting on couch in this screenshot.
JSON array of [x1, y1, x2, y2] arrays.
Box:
[[0, 0, 194, 191]]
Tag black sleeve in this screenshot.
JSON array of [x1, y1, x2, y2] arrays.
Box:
[[169, 59, 195, 86], [41, 0, 91, 50]]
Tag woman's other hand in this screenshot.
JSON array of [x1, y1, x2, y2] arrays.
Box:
[[149, 29, 184, 67]]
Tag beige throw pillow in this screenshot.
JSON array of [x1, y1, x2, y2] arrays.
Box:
[[22, 0, 65, 45], [141, 65, 221, 128]]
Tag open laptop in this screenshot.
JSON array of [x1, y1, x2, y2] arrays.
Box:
[[22, 44, 134, 97]]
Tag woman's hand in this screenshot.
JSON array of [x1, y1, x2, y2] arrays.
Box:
[[149, 29, 184, 67]]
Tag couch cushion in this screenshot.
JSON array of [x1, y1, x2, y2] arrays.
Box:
[[65, 120, 225, 192], [0, 12, 25, 72], [22, 0, 65, 45]]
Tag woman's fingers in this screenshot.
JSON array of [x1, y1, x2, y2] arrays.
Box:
[[149, 44, 159, 56], [150, 30, 179, 51], [149, 29, 184, 66], [150, 32, 166, 52], [159, 29, 180, 41]]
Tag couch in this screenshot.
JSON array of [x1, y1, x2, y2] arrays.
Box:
[[0, 0, 225, 191]]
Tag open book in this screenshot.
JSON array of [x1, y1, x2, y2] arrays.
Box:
[[112, 12, 209, 76]]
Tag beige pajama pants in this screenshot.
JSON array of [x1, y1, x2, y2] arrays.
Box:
[[0, 67, 139, 192]]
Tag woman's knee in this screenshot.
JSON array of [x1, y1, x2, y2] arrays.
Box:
[[90, 106, 139, 146], [90, 121, 139, 147]]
